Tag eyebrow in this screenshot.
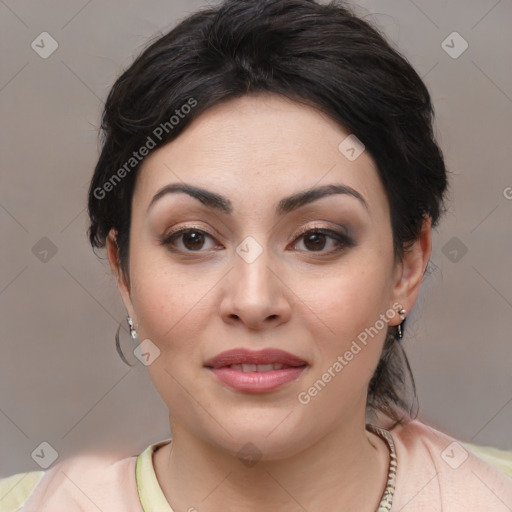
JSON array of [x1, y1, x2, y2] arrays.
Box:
[[146, 182, 368, 215]]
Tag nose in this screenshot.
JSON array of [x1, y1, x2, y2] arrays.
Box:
[[219, 247, 292, 331]]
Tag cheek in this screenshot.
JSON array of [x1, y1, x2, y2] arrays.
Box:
[[129, 263, 210, 401], [305, 256, 393, 340], [299, 259, 394, 400], [298, 271, 392, 410], [127, 246, 207, 343]]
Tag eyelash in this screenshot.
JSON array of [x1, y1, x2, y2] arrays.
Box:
[[160, 225, 354, 256]]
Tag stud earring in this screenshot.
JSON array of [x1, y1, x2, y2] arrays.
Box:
[[396, 308, 407, 340]]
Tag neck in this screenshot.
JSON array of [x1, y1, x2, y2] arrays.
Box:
[[153, 410, 391, 512]]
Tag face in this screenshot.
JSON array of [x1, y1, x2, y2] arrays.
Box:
[[108, 93, 429, 460]]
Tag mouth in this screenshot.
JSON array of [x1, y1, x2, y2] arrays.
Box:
[[203, 347, 308, 369], [225, 363, 303, 372], [204, 348, 308, 393]]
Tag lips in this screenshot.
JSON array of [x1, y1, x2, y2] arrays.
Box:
[[203, 348, 308, 370], [229, 363, 287, 372], [204, 348, 308, 392]]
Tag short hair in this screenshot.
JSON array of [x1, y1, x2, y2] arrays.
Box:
[[87, 0, 449, 427]]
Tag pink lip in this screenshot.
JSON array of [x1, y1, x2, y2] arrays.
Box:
[[204, 348, 308, 393], [208, 367, 307, 393], [203, 348, 307, 368]]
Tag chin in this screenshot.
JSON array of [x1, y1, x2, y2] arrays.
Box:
[[202, 415, 313, 462]]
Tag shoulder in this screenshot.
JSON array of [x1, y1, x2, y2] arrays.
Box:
[[0, 449, 141, 511], [0, 470, 45, 512], [389, 417, 512, 511], [462, 441, 512, 478]]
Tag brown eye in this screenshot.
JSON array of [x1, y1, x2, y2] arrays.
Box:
[[303, 232, 328, 251], [162, 228, 218, 252], [181, 231, 206, 250], [292, 228, 353, 254]]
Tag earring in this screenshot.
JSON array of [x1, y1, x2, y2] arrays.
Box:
[[127, 315, 139, 341], [395, 308, 407, 340], [115, 315, 139, 367]]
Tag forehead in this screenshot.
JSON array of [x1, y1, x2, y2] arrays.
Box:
[[133, 93, 388, 219]]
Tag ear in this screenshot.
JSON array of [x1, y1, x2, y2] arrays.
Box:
[[389, 215, 432, 326], [106, 228, 137, 323]]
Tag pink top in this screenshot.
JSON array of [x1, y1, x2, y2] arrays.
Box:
[[2, 417, 512, 511]]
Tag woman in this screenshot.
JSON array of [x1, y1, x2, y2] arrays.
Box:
[[1, 0, 511, 510]]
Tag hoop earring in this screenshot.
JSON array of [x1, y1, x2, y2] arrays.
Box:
[[395, 309, 407, 341], [115, 315, 139, 367]]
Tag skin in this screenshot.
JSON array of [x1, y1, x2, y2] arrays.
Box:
[[107, 93, 431, 511]]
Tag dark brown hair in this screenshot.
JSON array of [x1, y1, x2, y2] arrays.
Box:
[[87, 0, 449, 428]]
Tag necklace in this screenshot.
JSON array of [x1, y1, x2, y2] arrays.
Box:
[[365, 424, 397, 512], [153, 425, 396, 511]]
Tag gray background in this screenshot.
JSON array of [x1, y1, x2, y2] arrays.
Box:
[[1, 0, 511, 478]]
